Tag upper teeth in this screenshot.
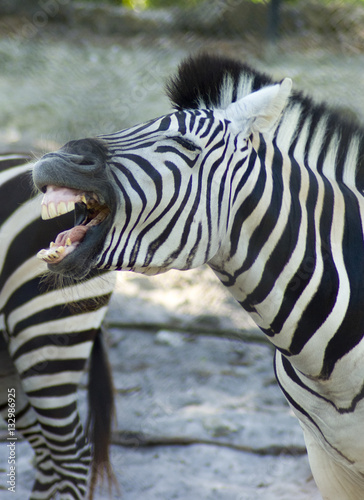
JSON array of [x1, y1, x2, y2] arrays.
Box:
[[40, 186, 103, 222], [41, 200, 77, 220]]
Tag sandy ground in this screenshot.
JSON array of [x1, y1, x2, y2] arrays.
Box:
[[1, 268, 321, 499]]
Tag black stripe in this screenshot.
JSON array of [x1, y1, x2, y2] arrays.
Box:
[[199, 112, 214, 139], [13, 329, 97, 361], [195, 115, 208, 135], [155, 144, 199, 168], [176, 111, 187, 135], [186, 222, 203, 267], [289, 177, 338, 355], [28, 400, 77, 419], [27, 383, 78, 398], [144, 177, 193, 267], [121, 154, 163, 221], [240, 140, 284, 280], [126, 160, 183, 267], [229, 139, 267, 265], [218, 151, 231, 227], [158, 114, 172, 132], [274, 353, 353, 463], [111, 160, 148, 212], [106, 171, 132, 268], [263, 163, 319, 337], [20, 358, 87, 379], [321, 189, 364, 379], [231, 151, 257, 206], [199, 131, 230, 262], [265, 158, 302, 334], [0, 171, 33, 225], [40, 414, 81, 437], [0, 155, 30, 171], [205, 121, 224, 148]]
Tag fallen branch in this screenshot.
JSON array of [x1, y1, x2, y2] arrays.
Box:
[[112, 430, 306, 457], [104, 321, 270, 346]]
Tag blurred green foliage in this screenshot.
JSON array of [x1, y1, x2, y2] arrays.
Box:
[[77, 0, 364, 8], [122, 0, 200, 8], [77, 0, 201, 7]]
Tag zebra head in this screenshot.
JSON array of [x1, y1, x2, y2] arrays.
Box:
[[33, 56, 291, 279]]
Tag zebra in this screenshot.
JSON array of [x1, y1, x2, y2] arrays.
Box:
[[33, 52, 364, 499], [0, 153, 116, 499]]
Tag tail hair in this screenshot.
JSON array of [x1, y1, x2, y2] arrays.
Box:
[[86, 327, 118, 499]]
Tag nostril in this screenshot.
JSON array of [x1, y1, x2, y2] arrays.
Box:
[[77, 157, 96, 167], [59, 138, 108, 170], [69, 154, 100, 170]]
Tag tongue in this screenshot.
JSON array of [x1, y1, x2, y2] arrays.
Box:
[[55, 225, 89, 246], [37, 224, 90, 264]]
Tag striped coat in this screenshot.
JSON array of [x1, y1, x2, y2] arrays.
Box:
[[0, 153, 115, 499]]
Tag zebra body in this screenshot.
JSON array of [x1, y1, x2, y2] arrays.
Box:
[[0, 154, 116, 499], [33, 54, 364, 499]]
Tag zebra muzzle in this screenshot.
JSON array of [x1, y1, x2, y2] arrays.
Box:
[[37, 185, 110, 264]]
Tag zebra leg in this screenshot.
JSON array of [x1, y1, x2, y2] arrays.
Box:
[[303, 428, 364, 500]]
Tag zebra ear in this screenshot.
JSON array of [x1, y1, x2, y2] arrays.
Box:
[[224, 78, 292, 134]]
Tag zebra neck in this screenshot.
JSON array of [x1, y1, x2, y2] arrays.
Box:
[[209, 123, 364, 382]]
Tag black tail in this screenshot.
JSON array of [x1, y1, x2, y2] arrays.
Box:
[[86, 327, 117, 499]]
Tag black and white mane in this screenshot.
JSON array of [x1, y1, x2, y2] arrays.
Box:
[[166, 53, 364, 191], [166, 53, 273, 110]]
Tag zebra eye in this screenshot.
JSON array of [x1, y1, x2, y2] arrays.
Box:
[[170, 136, 201, 153]]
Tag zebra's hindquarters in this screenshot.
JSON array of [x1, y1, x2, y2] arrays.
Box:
[[4, 267, 115, 499], [0, 155, 116, 499]]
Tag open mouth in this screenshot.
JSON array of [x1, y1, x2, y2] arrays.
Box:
[[37, 185, 110, 264]]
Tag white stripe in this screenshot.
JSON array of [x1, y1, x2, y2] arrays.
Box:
[[28, 392, 82, 410], [275, 102, 302, 150], [0, 161, 33, 183], [9, 307, 108, 356], [34, 409, 80, 429], [342, 134, 360, 189], [236, 74, 254, 102], [15, 342, 93, 374], [21, 371, 88, 396], [7, 273, 115, 333]]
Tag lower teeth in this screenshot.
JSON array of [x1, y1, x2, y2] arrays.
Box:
[[37, 204, 110, 264], [37, 246, 65, 262]]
